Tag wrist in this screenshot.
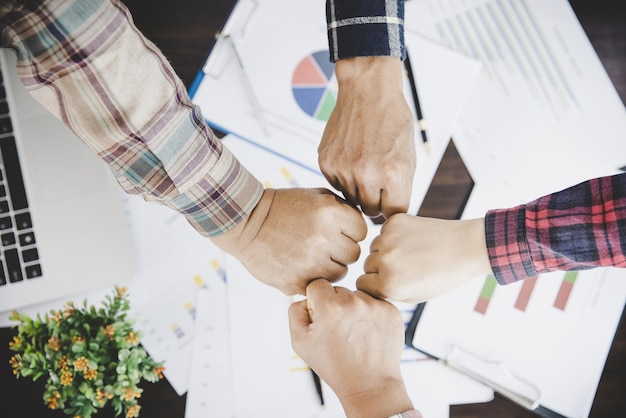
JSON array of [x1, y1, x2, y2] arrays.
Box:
[[460, 217, 492, 278], [339, 377, 414, 418], [210, 188, 275, 256], [335, 56, 404, 91]]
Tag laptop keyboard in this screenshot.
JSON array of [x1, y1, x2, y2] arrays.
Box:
[[0, 67, 43, 286]]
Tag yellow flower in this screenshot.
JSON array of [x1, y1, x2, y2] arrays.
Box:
[[154, 366, 165, 380], [47, 395, 60, 410], [48, 310, 62, 323], [83, 368, 98, 380], [126, 405, 141, 418], [46, 391, 61, 409], [47, 336, 60, 352], [117, 286, 128, 298], [125, 331, 139, 345], [102, 324, 115, 341], [57, 356, 69, 370], [9, 355, 21, 376], [71, 335, 85, 344], [60, 368, 73, 386], [123, 388, 141, 401], [8, 335, 22, 349], [96, 388, 113, 405], [73, 356, 88, 372], [63, 302, 76, 317]]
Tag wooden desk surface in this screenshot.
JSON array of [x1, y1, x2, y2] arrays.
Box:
[[1, 1, 624, 417]]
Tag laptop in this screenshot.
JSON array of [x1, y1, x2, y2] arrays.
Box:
[[0, 49, 136, 313]]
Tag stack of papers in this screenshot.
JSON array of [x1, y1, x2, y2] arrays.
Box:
[[405, 0, 626, 215]]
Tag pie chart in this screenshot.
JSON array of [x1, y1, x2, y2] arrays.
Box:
[[291, 50, 337, 121]]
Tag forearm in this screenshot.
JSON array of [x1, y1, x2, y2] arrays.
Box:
[[486, 173, 626, 284], [0, 0, 263, 237]]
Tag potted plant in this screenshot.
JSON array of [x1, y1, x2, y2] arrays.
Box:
[[8, 286, 165, 418]]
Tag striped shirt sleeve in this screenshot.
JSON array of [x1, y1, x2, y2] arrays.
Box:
[[0, 0, 263, 238], [326, 0, 405, 62], [486, 173, 626, 285]]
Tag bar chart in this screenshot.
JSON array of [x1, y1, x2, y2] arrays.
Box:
[[473, 271, 578, 315]]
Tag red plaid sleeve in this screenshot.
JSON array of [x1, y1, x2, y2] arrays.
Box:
[[486, 173, 626, 285]]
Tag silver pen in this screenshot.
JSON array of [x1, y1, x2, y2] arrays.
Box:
[[225, 34, 270, 136]]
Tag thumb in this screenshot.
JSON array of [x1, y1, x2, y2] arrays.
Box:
[[288, 299, 311, 344], [305, 279, 336, 318], [356, 272, 387, 300]]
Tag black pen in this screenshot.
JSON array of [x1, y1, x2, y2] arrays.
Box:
[[311, 368, 325, 406], [403, 50, 429, 153]]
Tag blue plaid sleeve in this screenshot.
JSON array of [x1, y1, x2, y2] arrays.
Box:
[[326, 0, 405, 62]]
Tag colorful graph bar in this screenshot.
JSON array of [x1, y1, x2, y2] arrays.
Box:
[[170, 323, 185, 339], [514, 275, 538, 312], [210, 260, 227, 283], [474, 275, 497, 315], [554, 272, 578, 310]]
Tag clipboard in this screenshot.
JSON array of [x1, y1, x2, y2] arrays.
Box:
[[406, 302, 550, 416], [404, 268, 626, 418]]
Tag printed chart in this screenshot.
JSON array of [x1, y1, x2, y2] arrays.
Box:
[[473, 271, 578, 315], [291, 50, 337, 121], [411, 268, 626, 417]]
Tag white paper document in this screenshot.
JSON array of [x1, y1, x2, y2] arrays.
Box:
[[411, 268, 626, 417], [405, 0, 626, 211], [184, 286, 234, 417], [124, 196, 229, 396]]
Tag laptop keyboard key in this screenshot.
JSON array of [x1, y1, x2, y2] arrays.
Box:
[[22, 248, 38, 262], [14, 212, 31, 230], [0, 216, 11, 230], [5, 248, 23, 282], [25, 264, 42, 279], [1, 232, 15, 246], [0, 136, 29, 210], [0, 263, 5, 285], [0, 115, 12, 134], [19, 231, 35, 246]]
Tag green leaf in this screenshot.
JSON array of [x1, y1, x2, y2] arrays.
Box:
[[72, 341, 86, 353], [118, 348, 130, 361], [79, 381, 91, 394], [128, 369, 140, 382]]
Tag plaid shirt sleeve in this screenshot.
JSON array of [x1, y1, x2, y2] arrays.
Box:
[[485, 173, 626, 285], [326, 0, 405, 62], [0, 0, 263, 238]]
